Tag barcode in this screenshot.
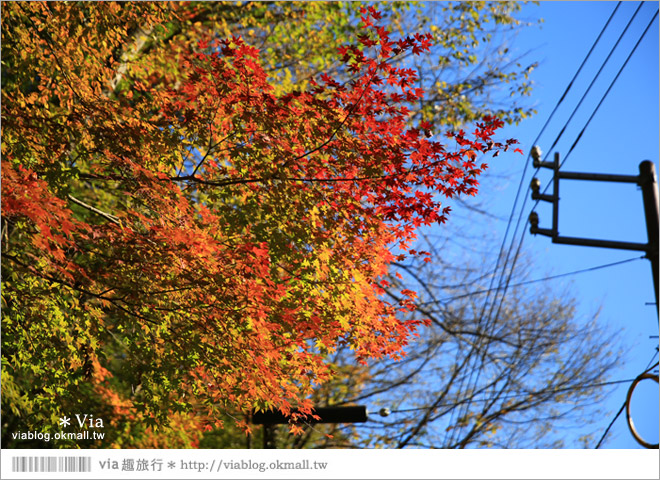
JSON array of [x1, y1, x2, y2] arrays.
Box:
[[11, 456, 92, 473]]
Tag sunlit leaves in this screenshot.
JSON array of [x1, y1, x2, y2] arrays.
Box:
[[1, 2, 519, 444]]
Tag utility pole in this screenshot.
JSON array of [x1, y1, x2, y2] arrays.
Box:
[[639, 160, 659, 315], [528, 150, 659, 449], [528, 150, 659, 320]]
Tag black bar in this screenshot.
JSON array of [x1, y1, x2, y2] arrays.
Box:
[[639, 160, 659, 319], [531, 192, 556, 203], [530, 226, 554, 238], [534, 159, 555, 169], [558, 171, 640, 183], [252, 406, 368, 425], [553, 235, 648, 252], [553, 152, 560, 239]]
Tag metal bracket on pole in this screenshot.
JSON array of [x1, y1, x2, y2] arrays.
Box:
[[252, 406, 368, 425], [528, 153, 659, 320], [252, 406, 368, 448], [529, 153, 659, 449]]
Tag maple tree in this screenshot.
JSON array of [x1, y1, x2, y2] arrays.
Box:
[[174, 4, 614, 450], [183, 3, 613, 450], [1, 2, 523, 447]]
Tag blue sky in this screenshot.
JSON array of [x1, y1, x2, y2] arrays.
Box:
[[487, 1, 659, 448]]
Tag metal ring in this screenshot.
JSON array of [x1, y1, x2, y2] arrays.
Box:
[[625, 372, 659, 449]]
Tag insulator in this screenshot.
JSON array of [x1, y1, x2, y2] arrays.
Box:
[[528, 211, 539, 228], [530, 177, 541, 193]]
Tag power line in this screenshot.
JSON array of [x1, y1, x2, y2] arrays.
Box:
[[535, 2, 642, 162], [478, 0, 624, 341], [496, 5, 659, 343], [534, 7, 659, 206], [445, 2, 625, 446], [501, 11, 659, 450], [644, 356, 659, 373], [563, 8, 659, 164], [499, 3, 652, 328], [509, 8, 660, 320], [417, 255, 644, 306], [594, 359, 659, 448], [446, 3, 658, 447], [387, 376, 643, 415], [594, 400, 626, 448], [506, 3, 652, 311]]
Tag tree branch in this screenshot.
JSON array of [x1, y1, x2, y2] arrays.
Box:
[[67, 194, 122, 226]]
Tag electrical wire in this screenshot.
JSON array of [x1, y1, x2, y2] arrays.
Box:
[[563, 8, 659, 164], [504, 6, 660, 332], [594, 359, 659, 448], [533, 7, 659, 207], [533, 2, 642, 163], [497, 8, 660, 360], [497, 3, 653, 332], [492, 4, 658, 369], [376, 365, 659, 448], [385, 376, 644, 415], [496, 0, 622, 271], [444, 3, 625, 446], [495, 8, 659, 449], [504, 3, 653, 318], [594, 400, 627, 448], [417, 255, 644, 306], [477, 0, 624, 345]]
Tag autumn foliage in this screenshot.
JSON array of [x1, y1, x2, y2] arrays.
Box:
[[1, 2, 518, 444]]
